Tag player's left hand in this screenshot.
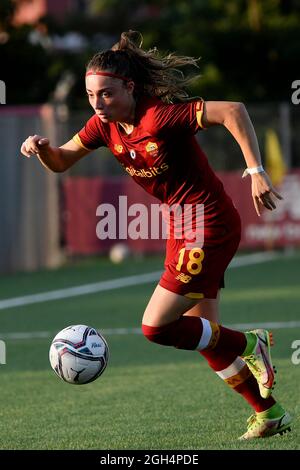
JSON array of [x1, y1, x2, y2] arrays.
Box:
[[251, 172, 283, 216]]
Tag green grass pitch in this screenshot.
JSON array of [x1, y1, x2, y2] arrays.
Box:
[[0, 252, 299, 450]]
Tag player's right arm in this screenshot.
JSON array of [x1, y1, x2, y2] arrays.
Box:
[[20, 135, 91, 172]]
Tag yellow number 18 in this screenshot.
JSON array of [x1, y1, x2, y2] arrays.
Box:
[[176, 248, 204, 275]]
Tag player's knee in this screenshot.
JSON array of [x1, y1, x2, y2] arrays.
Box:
[[142, 323, 173, 346], [142, 316, 203, 350]]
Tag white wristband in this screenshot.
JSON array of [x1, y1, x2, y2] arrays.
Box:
[[242, 165, 264, 178]]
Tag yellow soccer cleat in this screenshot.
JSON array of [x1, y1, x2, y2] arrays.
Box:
[[243, 329, 275, 399], [239, 410, 292, 440]]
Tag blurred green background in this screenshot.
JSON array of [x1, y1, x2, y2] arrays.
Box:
[[1, 0, 300, 105]]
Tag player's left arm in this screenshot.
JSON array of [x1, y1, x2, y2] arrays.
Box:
[[202, 101, 283, 216]]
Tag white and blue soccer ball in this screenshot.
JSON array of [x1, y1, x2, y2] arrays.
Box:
[[49, 325, 109, 385]]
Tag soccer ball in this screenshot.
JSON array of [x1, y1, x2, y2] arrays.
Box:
[[49, 325, 109, 385], [109, 243, 130, 264]]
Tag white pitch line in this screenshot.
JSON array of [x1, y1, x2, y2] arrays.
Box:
[[227, 251, 279, 267], [1, 321, 300, 341], [229, 321, 300, 330], [0, 251, 280, 311], [0, 271, 162, 310]]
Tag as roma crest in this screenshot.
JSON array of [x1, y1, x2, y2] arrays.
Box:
[[145, 141, 159, 158]]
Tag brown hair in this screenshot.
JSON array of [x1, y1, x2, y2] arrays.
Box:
[[86, 31, 201, 103]]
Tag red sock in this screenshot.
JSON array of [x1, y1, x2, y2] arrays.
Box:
[[142, 318, 248, 355], [209, 325, 247, 365], [142, 318, 275, 413], [142, 316, 203, 350], [235, 374, 275, 412], [200, 350, 275, 412]]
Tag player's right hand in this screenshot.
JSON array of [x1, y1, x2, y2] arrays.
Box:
[[251, 171, 283, 216], [21, 135, 50, 158]]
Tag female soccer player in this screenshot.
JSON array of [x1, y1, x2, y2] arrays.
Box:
[[21, 31, 291, 440]]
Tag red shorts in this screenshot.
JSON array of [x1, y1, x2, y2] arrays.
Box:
[[159, 206, 241, 299]]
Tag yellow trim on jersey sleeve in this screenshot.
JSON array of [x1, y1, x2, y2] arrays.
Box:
[[196, 100, 206, 130], [184, 292, 204, 299], [72, 133, 92, 151]]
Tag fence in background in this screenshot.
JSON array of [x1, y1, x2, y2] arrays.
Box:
[[0, 105, 62, 273], [62, 171, 300, 255]]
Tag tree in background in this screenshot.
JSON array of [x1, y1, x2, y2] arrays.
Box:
[[1, 0, 300, 104]]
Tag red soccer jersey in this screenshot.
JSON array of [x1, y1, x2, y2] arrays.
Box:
[[73, 95, 234, 225]]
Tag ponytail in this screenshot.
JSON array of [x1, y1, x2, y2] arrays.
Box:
[[86, 31, 201, 103]]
